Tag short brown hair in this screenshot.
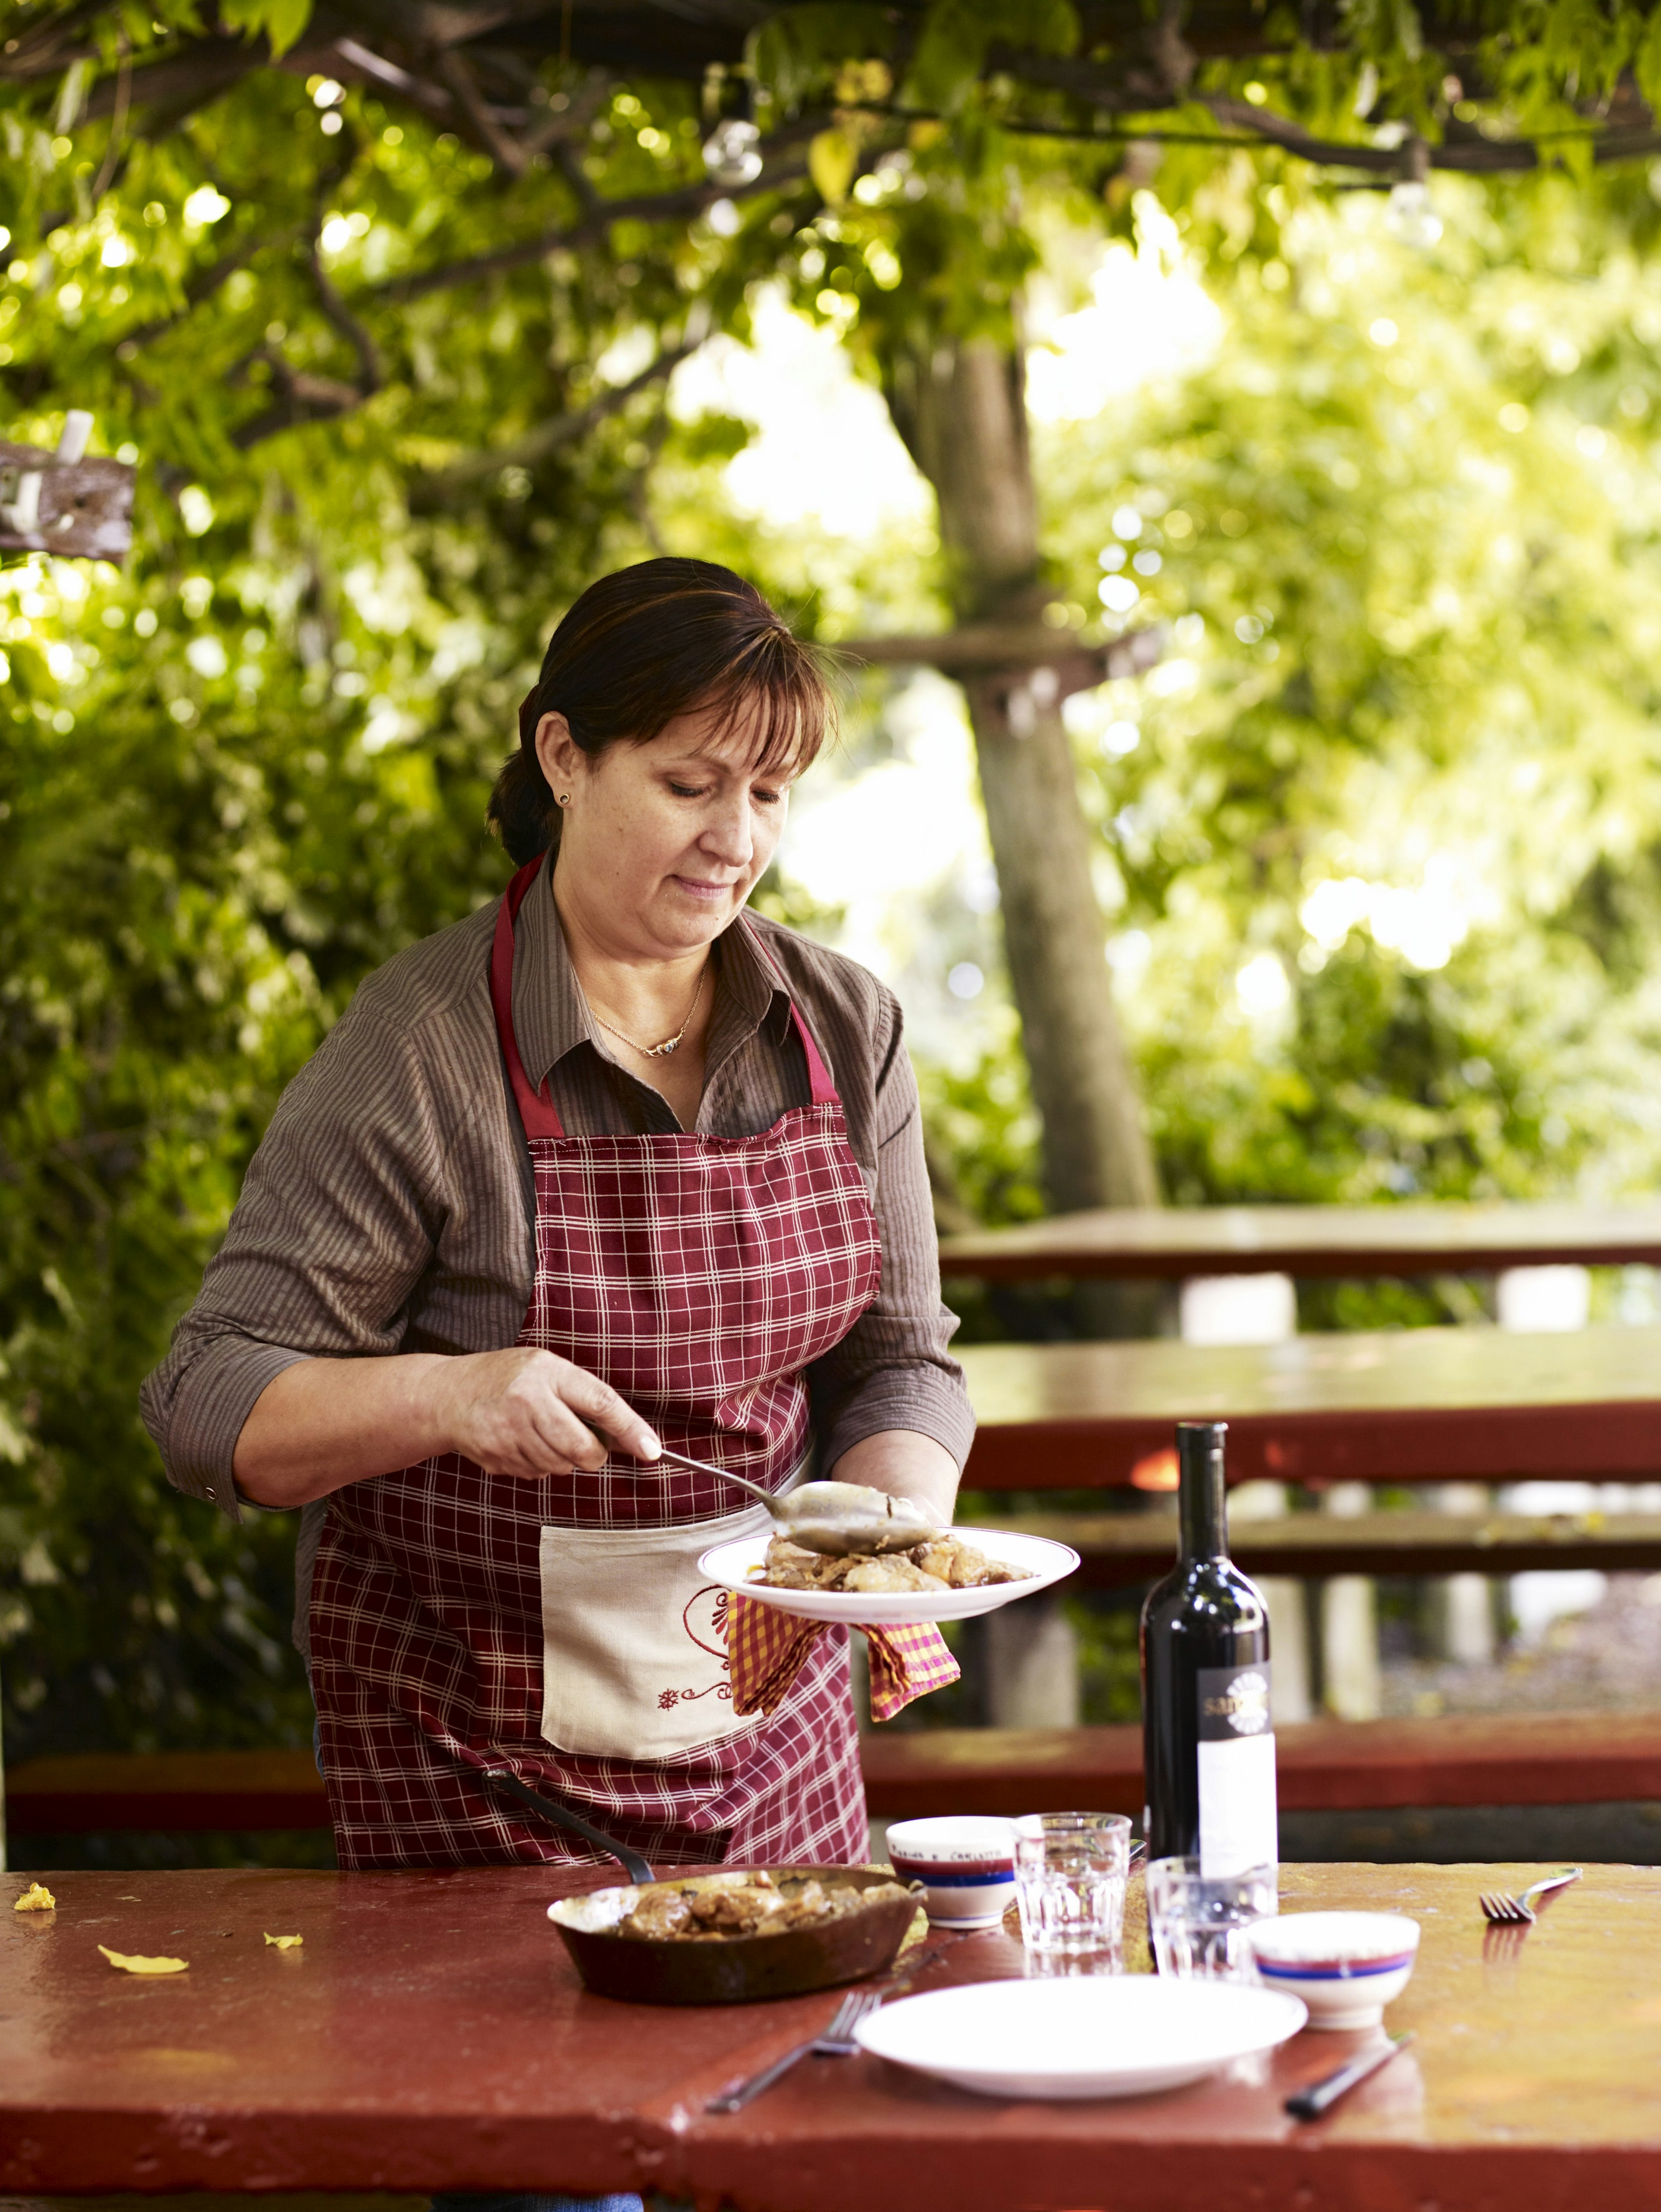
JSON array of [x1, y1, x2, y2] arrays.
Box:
[[487, 558, 835, 866]]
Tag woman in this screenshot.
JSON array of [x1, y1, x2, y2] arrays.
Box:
[[142, 557, 972, 1877]]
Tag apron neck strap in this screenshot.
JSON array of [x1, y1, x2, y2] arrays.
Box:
[[743, 919, 840, 1109], [491, 855, 568, 1140], [490, 865, 843, 1141]]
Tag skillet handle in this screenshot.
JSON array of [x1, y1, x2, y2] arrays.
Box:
[[480, 1766, 657, 1885]]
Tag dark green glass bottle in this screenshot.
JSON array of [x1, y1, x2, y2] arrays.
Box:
[[1139, 1420, 1277, 1871]]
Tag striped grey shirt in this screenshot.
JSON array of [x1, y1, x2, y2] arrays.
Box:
[[141, 863, 973, 1540]]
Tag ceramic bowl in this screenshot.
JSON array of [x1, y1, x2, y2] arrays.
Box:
[[885, 1815, 1017, 1929], [1247, 1910, 1421, 2030]]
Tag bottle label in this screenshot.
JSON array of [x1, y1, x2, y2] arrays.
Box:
[[1196, 1661, 1277, 1877]]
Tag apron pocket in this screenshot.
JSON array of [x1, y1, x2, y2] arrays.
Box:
[[538, 1500, 778, 1762]]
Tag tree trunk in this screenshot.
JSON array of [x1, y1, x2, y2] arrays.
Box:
[[884, 334, 1161, 1216]]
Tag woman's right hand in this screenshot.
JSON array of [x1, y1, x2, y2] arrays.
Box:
[[234, 1346, 662, 1509], [426, 1346, 661, 1479]]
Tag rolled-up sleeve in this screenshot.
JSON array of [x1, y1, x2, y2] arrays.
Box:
[[139, 1003, 449, 1520], [808, 1000, 975, 1473]]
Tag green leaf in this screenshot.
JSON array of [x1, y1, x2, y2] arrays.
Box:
[[749, 4, 895, 112], [53, 60, 90, 136], [809, 125, 858, 207], [218, 0, 312, 62], [1631, 5, 1661, 114], [906, 0, 1078, 115]]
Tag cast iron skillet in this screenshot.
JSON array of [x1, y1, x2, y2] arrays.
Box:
[[548, 1867, 925, 2005], [485, 1766, 924, 2006]]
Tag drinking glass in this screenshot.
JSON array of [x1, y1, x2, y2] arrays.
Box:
[[1012, 1811, 1132, 1959], [1145, 1856, 1277, 1981]]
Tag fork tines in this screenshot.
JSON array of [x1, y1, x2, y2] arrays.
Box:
[[1478, 1891, 1534, 1924], [822, 1989, 881, 2048]]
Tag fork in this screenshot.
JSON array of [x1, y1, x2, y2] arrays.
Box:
[[705, 1988, 882, 2113], [1478, 1867, 1581, 1925]]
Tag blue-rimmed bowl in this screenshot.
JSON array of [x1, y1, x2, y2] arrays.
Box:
[[1247, 1910, 1421, 2029], [885, 1815, 1017, 1929]]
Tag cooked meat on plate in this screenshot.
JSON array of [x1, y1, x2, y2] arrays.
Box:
[[755, 1530, 1036, 1594]]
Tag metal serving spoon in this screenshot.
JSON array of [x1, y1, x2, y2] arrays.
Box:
[[652, 1445, 941, 1557]]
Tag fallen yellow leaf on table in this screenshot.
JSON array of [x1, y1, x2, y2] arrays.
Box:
[[263, 1932, 303, 1949], [98, 1944, 189, 1975], [13, 1882, 56, 1912]]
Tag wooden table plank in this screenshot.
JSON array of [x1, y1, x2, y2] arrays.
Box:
[[6, 1863, 1661, 2209], [941, 1198, 1661, 1282], [959, 1323, 1661, 1487]]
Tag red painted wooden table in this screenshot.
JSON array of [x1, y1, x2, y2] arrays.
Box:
[[959, 1322, 1661, 1488], [6, 1861, 1661, 2210], [940, 1198, 1661, 1282]]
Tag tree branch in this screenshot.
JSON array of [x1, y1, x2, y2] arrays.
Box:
[[551, 133, 602, 216], [520, 77, 610, 160], [406, 330, 700, 504], [1199, 93, 1661, 174], [438, 45, 527, 174], [0, 0, 107, 83], [116, 223, 305, 354], [329, 34, 455, 117], [78, 36, 272, 125], [310, 246, 382, 393], [372, 122, 821, 303], [89, 28, 132, 200], [830, 89, 1661, 180], [231, 357, 366, 449]]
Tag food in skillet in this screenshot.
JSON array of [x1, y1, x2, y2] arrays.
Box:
[[753, 1530, 1037, 1595], [614, 1870, 914, 1941]]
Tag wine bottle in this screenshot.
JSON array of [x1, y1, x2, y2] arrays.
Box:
[[1139, 1420, 1277, 1874]]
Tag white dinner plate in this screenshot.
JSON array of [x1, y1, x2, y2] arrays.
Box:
[[697, 1528, 1079, 1625], [854, 1976, 1308, 2101]]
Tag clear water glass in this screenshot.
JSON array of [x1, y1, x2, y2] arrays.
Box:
[[1013, 1811, 1132, 1959], [1145, 1856, 1277, 1982]]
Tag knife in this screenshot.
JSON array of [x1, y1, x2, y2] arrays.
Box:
[[1284, 2032, 1415, 2122]]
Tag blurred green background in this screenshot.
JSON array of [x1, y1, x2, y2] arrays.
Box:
[[7, 2, 1661, 1859]]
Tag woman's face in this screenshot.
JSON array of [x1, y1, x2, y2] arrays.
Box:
[[538, 697, 798, 959]]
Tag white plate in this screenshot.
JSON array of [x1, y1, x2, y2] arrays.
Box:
[[697, 1528, 1080, 1625], [854, 1976, 1308, 2101]]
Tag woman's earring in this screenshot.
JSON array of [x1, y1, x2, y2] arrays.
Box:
[[556, 792, 571, 807]]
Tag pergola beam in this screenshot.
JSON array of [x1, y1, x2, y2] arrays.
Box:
[[6, 1, 1661, 189], [840, 623, 1164, 682]]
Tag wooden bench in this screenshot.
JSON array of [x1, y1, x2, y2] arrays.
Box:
[[958, 1325, 1661, 1489], [940, 1198, 1661, 1283], [14, 1710, 1661, 1837], [986, 1504, 1661, 1586], [861, 1709, 1661, 1819], [5, 1749, 330, 1834], [13, 1327, 1660, 1847]]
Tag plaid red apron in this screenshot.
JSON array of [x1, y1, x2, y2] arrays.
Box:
[[310, 856, 882, 1871]]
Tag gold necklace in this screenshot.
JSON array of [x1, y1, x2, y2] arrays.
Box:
[[588, 962, 709, 1059]]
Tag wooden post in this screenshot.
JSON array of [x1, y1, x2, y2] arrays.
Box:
[[1178, 1272, 1314, 1723], [1427, 1482, 1497, 1664], [1, 414, 135, 562], [875, 333, 1162, 1225], [1321, 1483, 1383, 1720], [985, 1601, 1081, 1728]]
